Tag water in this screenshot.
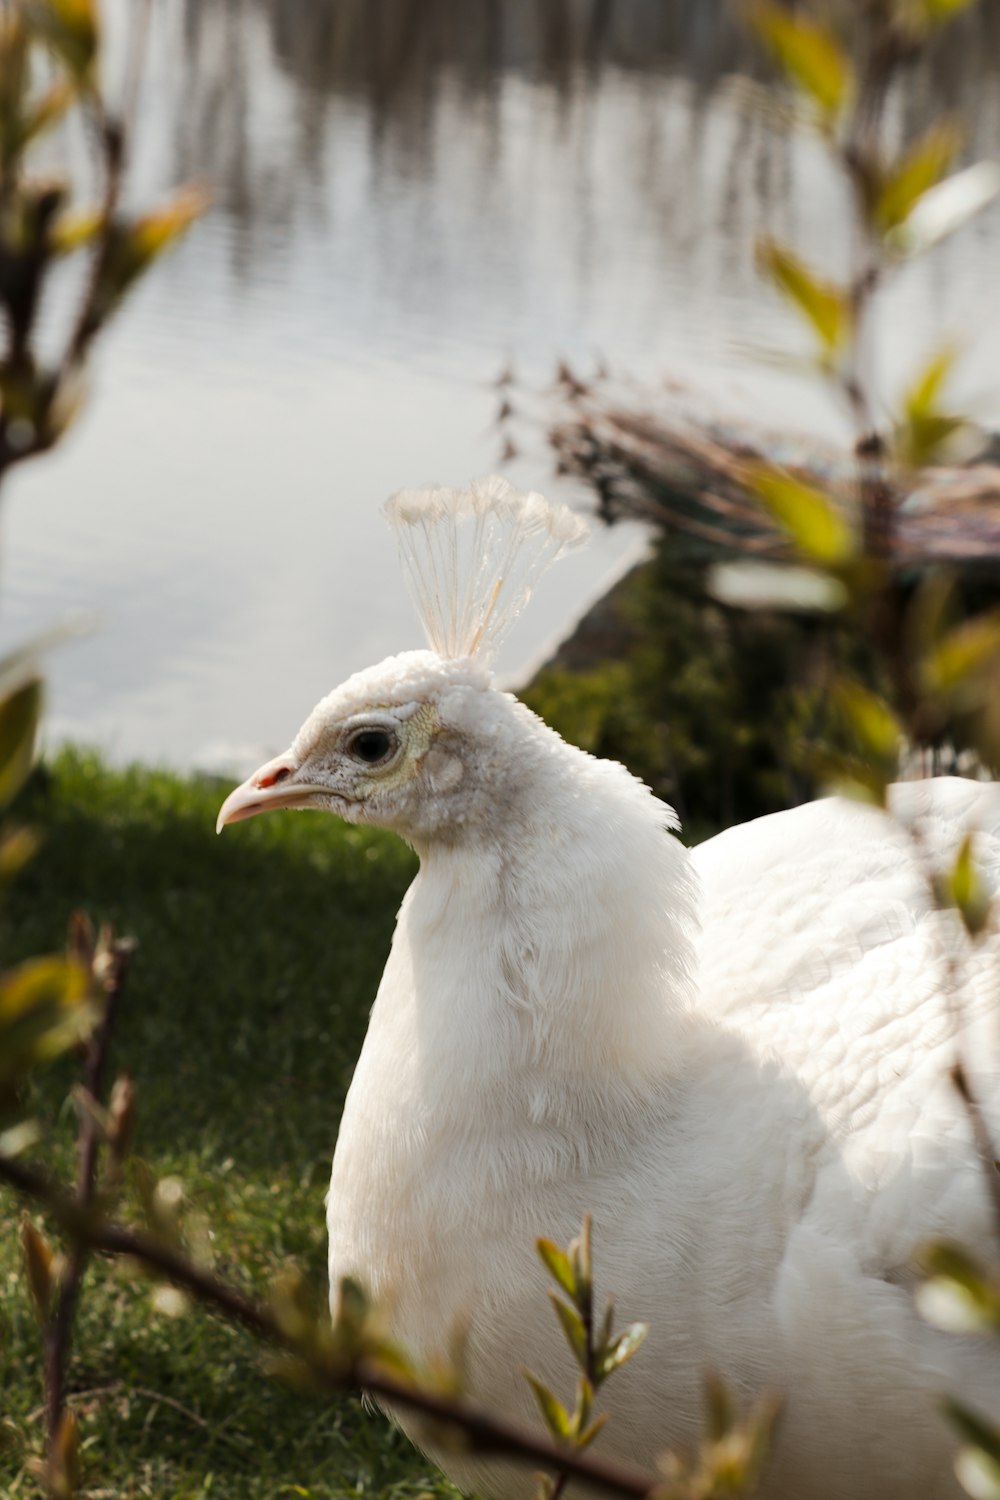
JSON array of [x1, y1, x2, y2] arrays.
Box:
[[4, 0, 1000, 772]]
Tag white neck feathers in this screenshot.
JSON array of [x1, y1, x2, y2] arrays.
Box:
[[378, 729, 698, 1150]]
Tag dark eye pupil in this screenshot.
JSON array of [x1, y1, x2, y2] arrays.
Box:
[[353, 730, 392, 763]]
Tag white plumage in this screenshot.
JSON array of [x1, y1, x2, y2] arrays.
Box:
[[218, 479, 1000, 1500]]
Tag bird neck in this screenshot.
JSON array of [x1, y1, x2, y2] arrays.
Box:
[[387, 739, 699, 1134]]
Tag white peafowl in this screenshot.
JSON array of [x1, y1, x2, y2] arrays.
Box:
[[218, 477, 1000, 1500]]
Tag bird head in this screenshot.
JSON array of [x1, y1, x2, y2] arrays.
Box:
[[217, 478, 588, 848], [216, 649, 521, 846]]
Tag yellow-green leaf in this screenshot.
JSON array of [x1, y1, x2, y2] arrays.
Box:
[[21, 77, 76, 145], [524, 1372, 571, 1440], [833, 679, 901, 764], [49, 206, 104, 255], [752, 4, 850, 122], [956, 1446, 1000, 1500], [943, 833, 992, 938], [918, 1243, 1000, 1333], [705, 1370, 736, 1443], [923, 612, 1000, 701], [21, 0, 100, 83], [596, 1322, 647, 1381], [0, 954, 93, 1081], [876, 122, 963, 233], [0, 676, 41, 809], [21, 1217, 56, 1321], [896, 346, 966, 467], [576, 1414, 608, 1450], [921, 0, 979, 25], [808, 747, 890, 808], [908, 346, 959, 419], [97, 185, 210, 314], [750, 467, 855, 565], [888, 162, 1000, 257], [550, 1291, 587, 1368], [127, 183, 211, 267], [49, 1407, 80, 1500], [946, 1399, 1000, 1470], [0, 824, 40, 882], [757, 239, 849, 351], [537, 1237, 576, 1299], [570, 1215, 593, 1306]]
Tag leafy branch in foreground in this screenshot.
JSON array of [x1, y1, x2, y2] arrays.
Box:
[[742, 3, 1000, 1494], [0, 0, 207, 490], [0, 1142, 658, 1499], [527, 1216, 648, 1500], [527, 1219, 777, 1500]]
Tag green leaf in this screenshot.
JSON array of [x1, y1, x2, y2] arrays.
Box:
[[896, 345, 966, 467], [750, 467, 855, 565], [809, 746, 889, 807], [704, 1370, 736, 1442], [49, 206, 104, 256], [943, 833, 992, 938], [752, 4, 850, 122], [20, 77, 76, 146], [0, 955, 92, 1081], [126, 183, 211, 265], [923, 611, 1000, 702], [956, 1447, 1000, 1500], [21, 1217, 55, 1320], [50, 1407, 80, 1500], [0, 677, 41, 809], [95, 185, 210, 319], [0, 13, 30, 167], [334, 1275, 369, 1339], [917, 1243, 1000, 1333], [573, 1373, 594, 1433], [921, 0, 979, 25], [0, 824, 40, 883], [596, 1322, 647, 1382], [570, 1214, 593, 1310], [888, 162, 1000, 256], [832, 679, 901, 764], [576, 1414, 608, 1450], [21, 0, 100, 82], [876, 122, 963, 233], [550, 1292, 588, 1368], [946, 1400, 1000, 1469], [907, 346, 958, 419], [757, 239, 849, 351], [537, 1237, 576, 1299], [524, 1372, 571, 1440]]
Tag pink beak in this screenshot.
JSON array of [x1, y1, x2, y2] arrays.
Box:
[[216, 752, 316, 833]]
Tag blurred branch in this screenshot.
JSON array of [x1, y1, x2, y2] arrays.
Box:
[[952, 1060, 1000, 1245], [42, 929, 133, 1456], [0, 1151, 661, 1500]]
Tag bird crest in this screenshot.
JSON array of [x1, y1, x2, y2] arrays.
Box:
[[383, 475, 589, 663]]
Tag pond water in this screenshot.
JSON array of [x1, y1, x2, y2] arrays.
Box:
[[4, 0, 1000, 772]]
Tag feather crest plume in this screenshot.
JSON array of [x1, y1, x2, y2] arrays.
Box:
[[383, 475, 589, 661]]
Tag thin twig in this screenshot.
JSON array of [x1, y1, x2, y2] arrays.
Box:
[[952, 1060, 1000, 1246], [0, 1152, 660, 1500], [43, 939, 133, 1458]]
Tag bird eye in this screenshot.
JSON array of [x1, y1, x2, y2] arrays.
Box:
[[347, 727, 397, 765]]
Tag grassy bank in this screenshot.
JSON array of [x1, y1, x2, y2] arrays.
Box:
[[0, 749, 459, 1500]]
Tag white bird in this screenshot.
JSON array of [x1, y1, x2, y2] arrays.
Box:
[[218, 477, 1000, 1500]]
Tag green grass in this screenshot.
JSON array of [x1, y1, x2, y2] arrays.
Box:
[[0, 748, 462, 1500]]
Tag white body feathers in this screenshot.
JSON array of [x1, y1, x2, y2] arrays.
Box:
[[327, 694, 1000, 1500]]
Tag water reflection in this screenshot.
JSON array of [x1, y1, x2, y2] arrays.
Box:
[[4, 0, 1000, 770]]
